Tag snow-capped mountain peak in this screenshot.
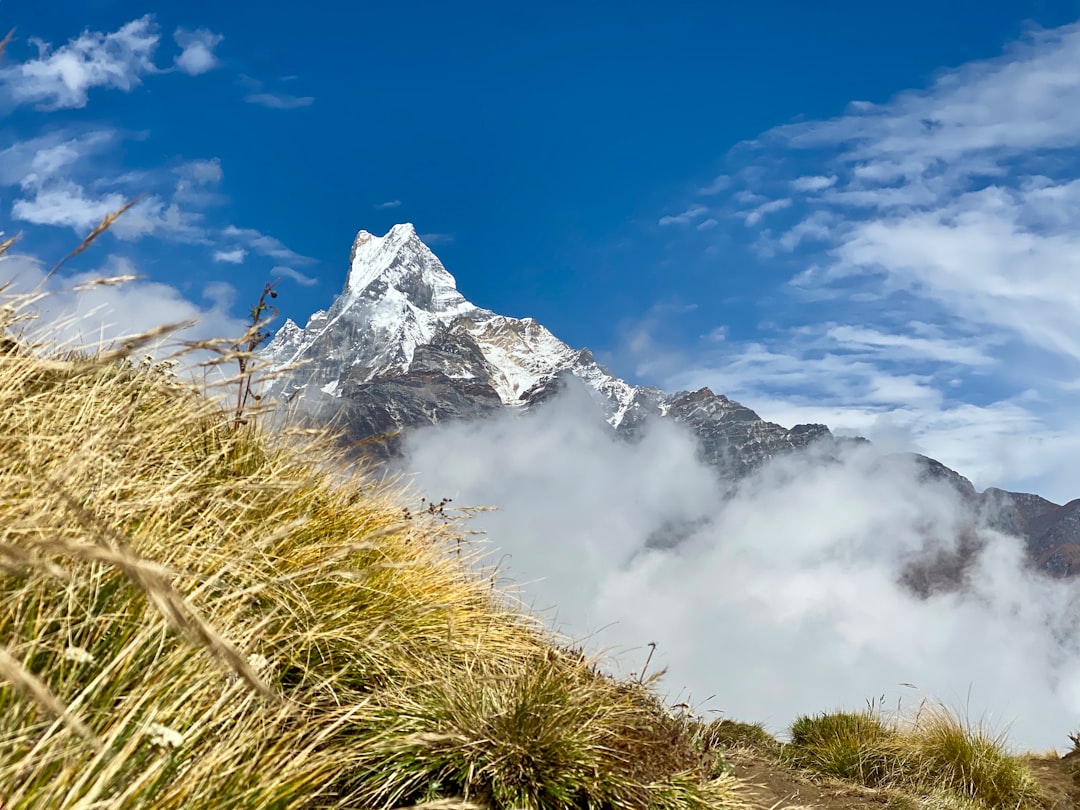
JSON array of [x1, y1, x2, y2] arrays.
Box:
[[263, 225, 485, 382], [262, 225, 641, 420], [344, 222, 472, 317]]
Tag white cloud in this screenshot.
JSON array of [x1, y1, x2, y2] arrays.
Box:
[[213, 248, 246, 264], [743, 197, 792, 227], [12, 183, 128, 231], [4, 137, 224, 247], [222, 225, 314, 264], [792, 174, 837, 192], [659, 204, 708, 226], [403, 387, 1080, 751], [823, 324, 995, 367], [245, 92, 314, 109], [696, 175, 730, 195], [0, 251, 247, 365], [651, 318, 1080, 500], [172, 158, 226, 208], [826, 182, 1080, 363], [778, 209, 833, 251], [176, 158, 223, 186], [0, 16, 160, 110], [272, 265, 318, 286], [0, 130, 117, 189], [13, 183, 207, 242], [173, 27, 223, 76], [376, 200, 403, 209]]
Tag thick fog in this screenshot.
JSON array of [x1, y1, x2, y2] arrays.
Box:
[[402, 384, 1080, 752]]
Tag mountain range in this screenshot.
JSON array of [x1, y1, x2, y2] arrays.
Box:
[[261, 224, 1080, 579]]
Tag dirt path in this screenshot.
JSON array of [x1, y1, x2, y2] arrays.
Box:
[[1024, 751, 1080, 809], [729, 749, 1080, 809], [729, 750, 891, 809]]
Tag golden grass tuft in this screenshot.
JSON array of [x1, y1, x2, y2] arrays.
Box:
[[784, 706, 1045, 809], [0, 273, 746, 807]]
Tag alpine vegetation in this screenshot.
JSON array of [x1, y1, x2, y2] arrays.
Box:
[[0, 270, 745, 806]]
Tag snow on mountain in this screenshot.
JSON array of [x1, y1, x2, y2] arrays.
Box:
[[262, 223, 635, 421]]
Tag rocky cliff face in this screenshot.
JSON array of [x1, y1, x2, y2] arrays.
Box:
[[261, 224, 1077, 576]]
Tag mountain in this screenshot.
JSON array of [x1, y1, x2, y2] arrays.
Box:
[[261, 224, 846, 475], [261, 224, 1077, 577]]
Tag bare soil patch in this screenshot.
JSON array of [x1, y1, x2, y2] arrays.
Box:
[[730, 747, 1080, 809]]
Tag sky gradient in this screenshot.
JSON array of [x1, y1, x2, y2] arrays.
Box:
[[2, 1, 1080, 501]]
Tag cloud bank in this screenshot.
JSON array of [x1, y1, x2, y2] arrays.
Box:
[[0, 251, 247, 371], [402, 387, 1080, 753]]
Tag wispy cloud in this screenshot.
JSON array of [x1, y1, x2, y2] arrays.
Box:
[[13, 184, 209, 242], [649, 20, 1080, 503], [743, 197, 791, 226], [771, 23, 1080, 189], [658, 204, 708, 226], [375, 199, 403, 209], [418, 232, 454, 245], [3, 133, 220, 244], [213, 248, 246, 264], [792, 174, 837, 192], [175, 158, 222, 185], [172, 158, 225, 207], [272, 265, 318, 286], [245, 92, 314, 109], [223, 225, 314, 264], [0, 130, 117, 188], [697, 175, 730, 195], [12, 184, 130, 232], [0, 16, 160, 110], [173, 27, 223, 76]]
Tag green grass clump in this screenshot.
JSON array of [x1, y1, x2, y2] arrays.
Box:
[[907, 707, 1043, 809], [0, 283, 745, 807], [784, 707, 1044, 809], [787, 710, 901, 787], [347, 657, 740, 809], [706, 719, 780, 755]]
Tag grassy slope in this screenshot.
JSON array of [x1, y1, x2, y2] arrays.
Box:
[[0, 330, 745, 808]]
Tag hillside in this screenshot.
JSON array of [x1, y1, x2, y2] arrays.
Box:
[[0, 319, 755, 806]]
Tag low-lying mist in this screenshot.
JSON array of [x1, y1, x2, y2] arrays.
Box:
[[400, 383, 1080, 752]]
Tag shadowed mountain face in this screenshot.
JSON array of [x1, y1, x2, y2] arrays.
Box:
[[262, 224, 1076, 579]]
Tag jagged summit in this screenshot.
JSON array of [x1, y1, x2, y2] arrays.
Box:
[[263, 226, 483, 384], [343, 223, 470, 318]]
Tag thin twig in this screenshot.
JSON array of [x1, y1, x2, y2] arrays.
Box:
[[233, 279, 279, 429]]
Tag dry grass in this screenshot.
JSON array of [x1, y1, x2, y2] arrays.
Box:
[[784, 707, 1045, 809], [0, 229, 746, 807]]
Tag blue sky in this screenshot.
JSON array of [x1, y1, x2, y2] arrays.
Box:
[[3, 1, 1080, 500]]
